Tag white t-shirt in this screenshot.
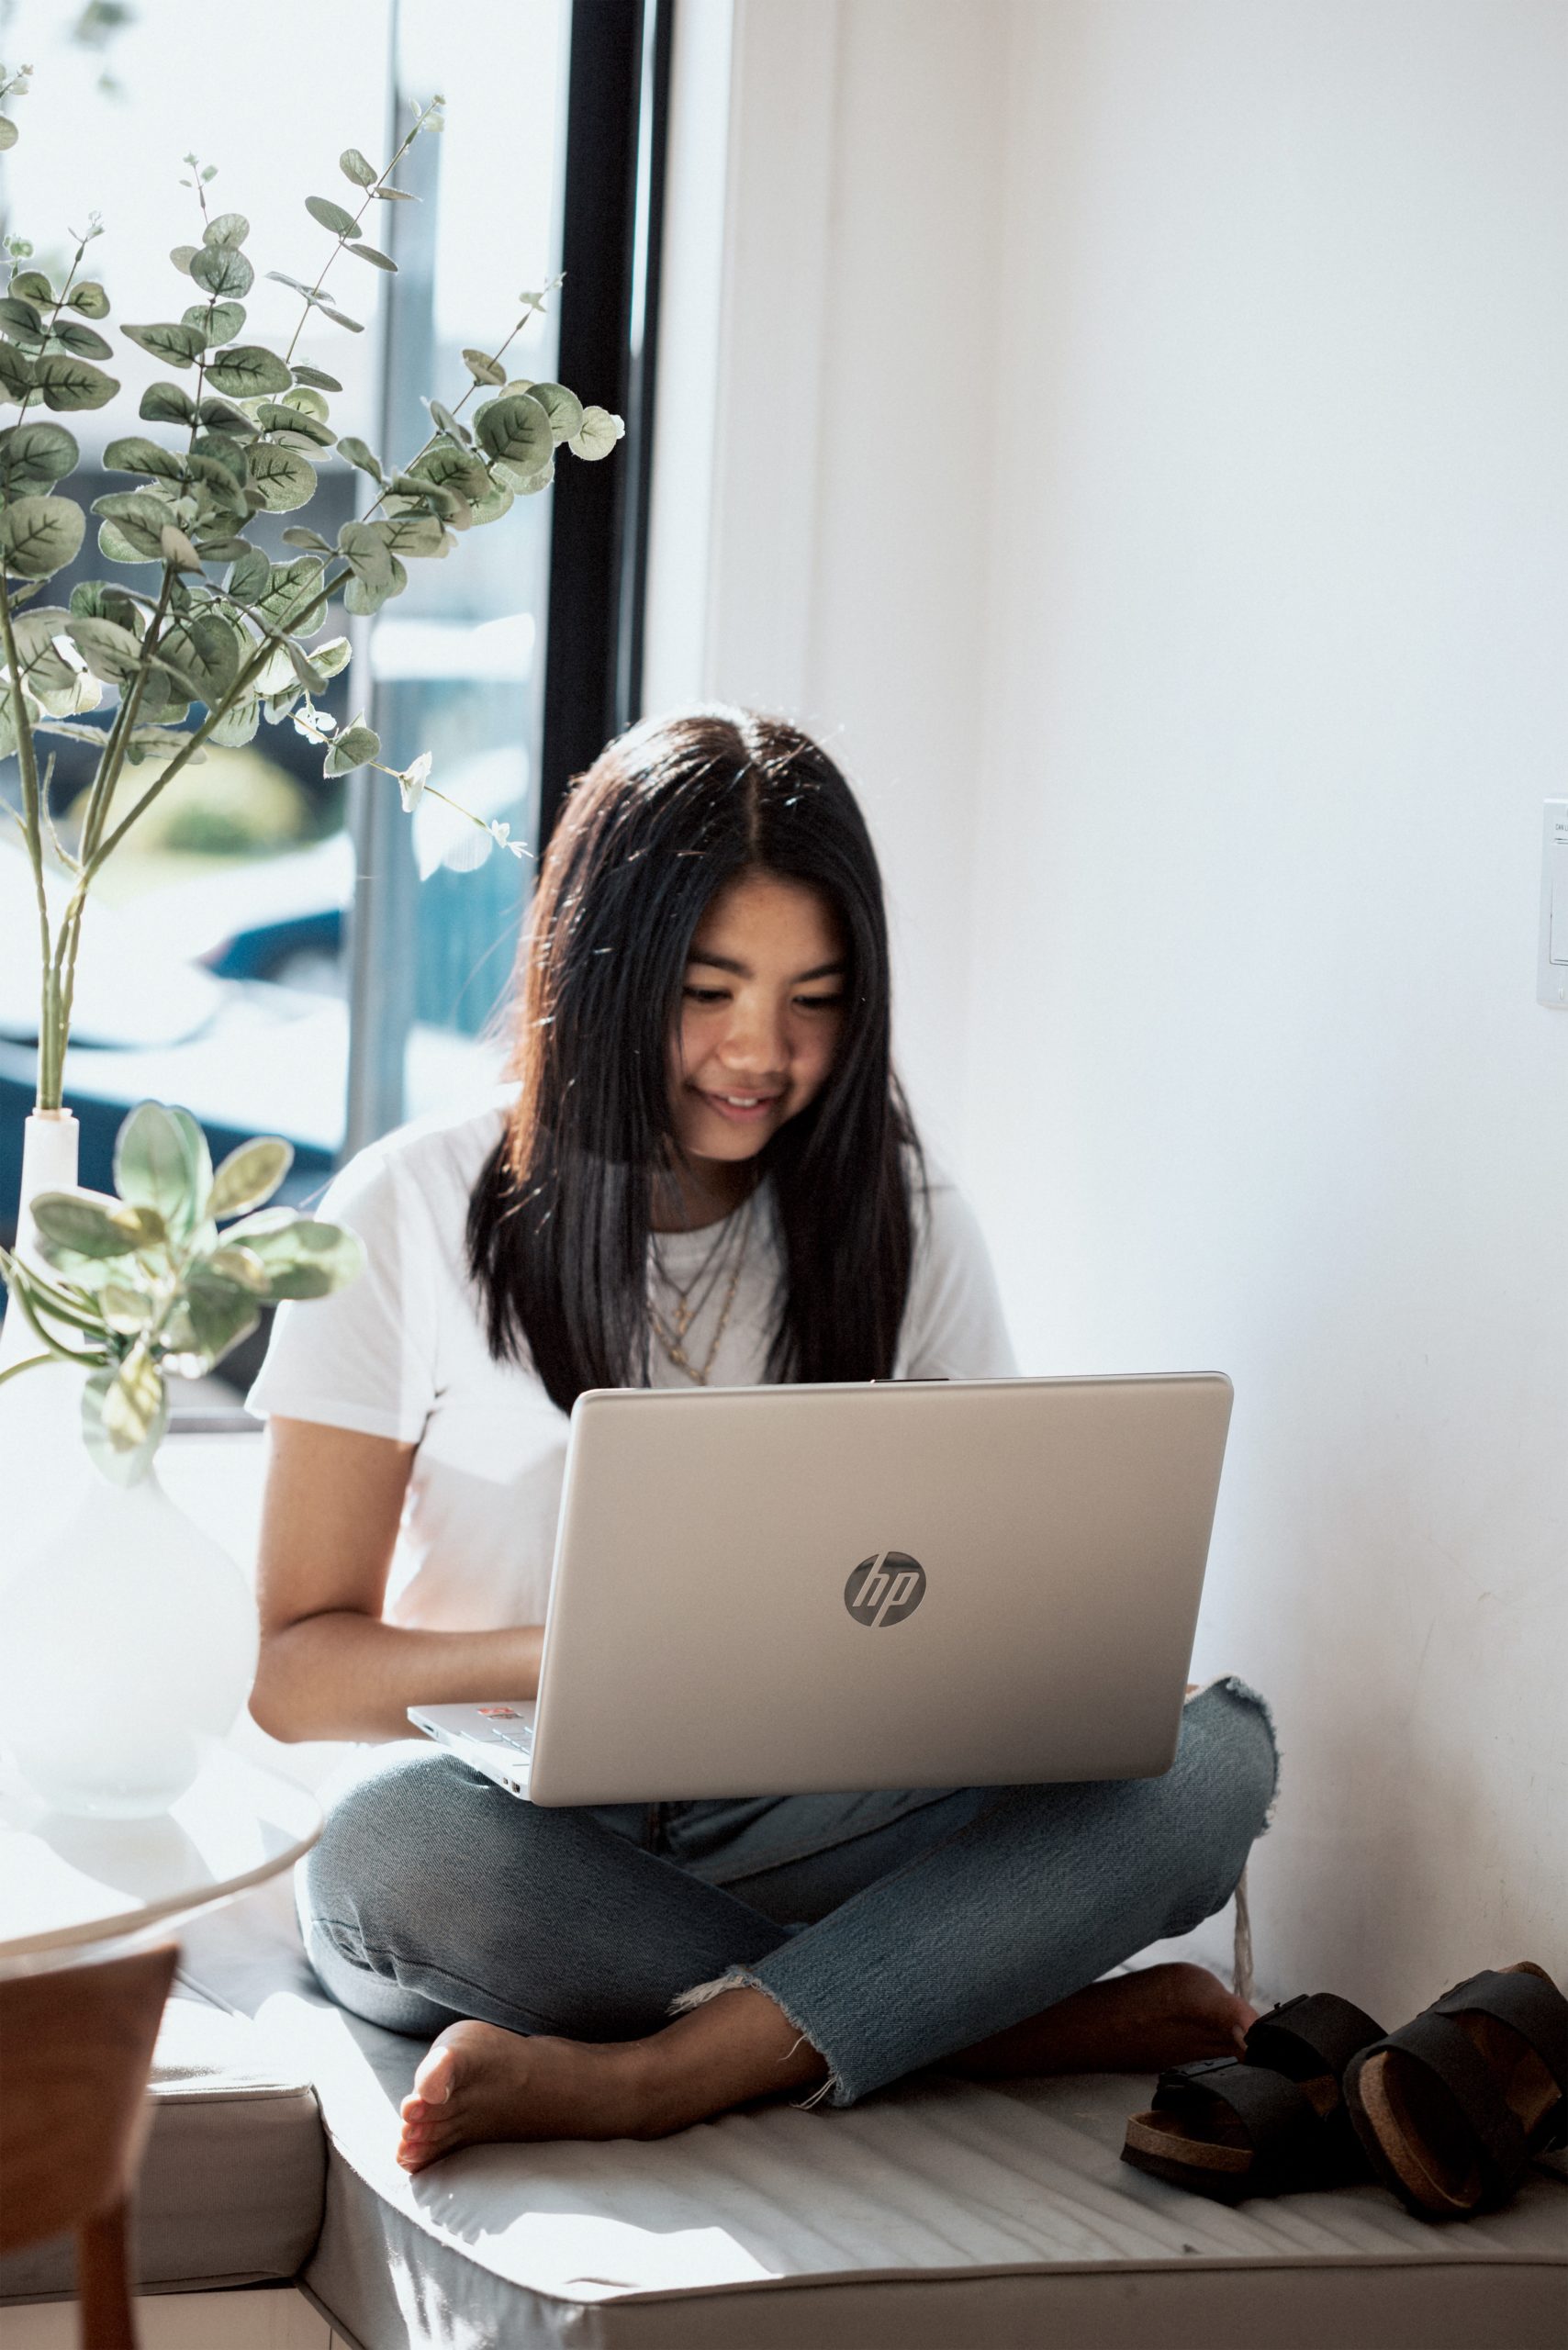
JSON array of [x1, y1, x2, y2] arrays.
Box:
[[248, 1091, 1016, 1631]]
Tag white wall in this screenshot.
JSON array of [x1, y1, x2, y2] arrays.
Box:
[[962, 0, 1568, 2016], [669, 0, 1568, 2013], [686, 0, 1009, 1160]]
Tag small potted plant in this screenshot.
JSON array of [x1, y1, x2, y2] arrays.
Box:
[[0, 1103, 361, 1814]]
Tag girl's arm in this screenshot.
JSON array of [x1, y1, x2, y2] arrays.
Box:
[[250, 1416, 544, 1742]]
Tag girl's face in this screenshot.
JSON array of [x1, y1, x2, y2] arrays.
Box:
[[668, 870, 848, 1186]]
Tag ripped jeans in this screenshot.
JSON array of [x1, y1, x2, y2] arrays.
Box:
[[299, 1677, 1277, 2107]]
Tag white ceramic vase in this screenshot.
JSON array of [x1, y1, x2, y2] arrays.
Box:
[[0, 1112, 259, 1818]]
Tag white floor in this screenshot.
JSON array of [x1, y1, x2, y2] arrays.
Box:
[[0, 2287, 340, 2348]]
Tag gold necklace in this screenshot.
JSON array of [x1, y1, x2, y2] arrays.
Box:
[[651, 1206, 739, 1342], [649, 1195, 754, 1385]]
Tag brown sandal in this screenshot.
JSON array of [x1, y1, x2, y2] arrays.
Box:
[[1342, 1962, 1568, 2220], [1121, 1991, 1384, 2203]]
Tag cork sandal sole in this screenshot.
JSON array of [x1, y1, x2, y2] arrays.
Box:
[[1345, 1962, 1567, 2221]]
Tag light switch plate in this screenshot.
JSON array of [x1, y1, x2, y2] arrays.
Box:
[[1540, 800, 1568, 1008]]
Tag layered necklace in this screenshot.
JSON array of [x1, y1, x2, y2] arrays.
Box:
[[648, 1189, 756, 1386]]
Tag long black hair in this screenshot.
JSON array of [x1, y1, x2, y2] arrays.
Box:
[[466, 707, 921, 1411]]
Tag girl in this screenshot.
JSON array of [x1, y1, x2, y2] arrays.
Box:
[[250, 707, 1275, 2172]]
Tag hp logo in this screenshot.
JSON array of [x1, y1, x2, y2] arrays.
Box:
[[844, 1550, 926, 1628]]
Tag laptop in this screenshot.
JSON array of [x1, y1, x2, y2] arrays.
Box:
[[409, 1372, 1233, 1805]]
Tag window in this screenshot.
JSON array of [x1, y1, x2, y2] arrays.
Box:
[[0, 0, 666, 1240]]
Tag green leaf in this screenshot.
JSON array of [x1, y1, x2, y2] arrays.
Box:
[[168, 243, 198, 276], [521, 381, 583, 445], [427, 399, 470, 445], [103, 433, 186, 485], [121, 319, 205, 368], [246, 444, 317, 511], [225, 1211, 364, 1299], [10, 272, 53, 306], [32, 354, 118, 411], [193, 403, 255, 446], [323, 719, 379, 775], [0, 419, 77, 494], [67, 279, 110, 320], [9, 605, 85, 711], [50, 318, 113, 363], [474, 389, 553, 475], [65, 612, 147, 684], [291, 364, 342, 393], [265, 271, 320, 303], [0, 494, 84, 577], [114, 1101, 210, 1237], [186, 298, 246, 349], [98, 1279, 154, 1335], [256, 554, 326, 630], [0, 341, 33, 401], [226, 544, 271, 603], [336, 518, 407, 615], [380, 509, 451, 558], [206, 1242, 271, 1292], [70, 579, 143, 632], [0, 122, 18, 156], [462, 349, 507, 387], [0, 293, 43, 341], [466, 470, 514, 527], [185, 451, 248, 513], [202, 210, 250, 250], [317, 305, 364, 334], [182, 1261, 262, 1365], [310, 634, 351, 679], [569, 404, 625, 461], [208, 695, 259, 747], [158, 611, 241, 706], [251, 399, 335, 450], [279, 525, 331, 554], [84, 1348, 169, 1483], [308, 194, 360, 237], [277, 384, 330, 421], [348, 241, 396, 272], [407, 437, 490, 503], [204, 344, 292, 398], [91, 488, 178, 562], [31, 1188, 160, 1259], [207, 1135, 293, 1220], [139, 378, 196, 427], [190, 242, 253, 300], [335, 434, 382, 481], [339, 148, 377, 189], [385, 471, 469, 527], [160, 523, 204, 571], [129, 724, 202, 759], [494, 453, 553, 496]]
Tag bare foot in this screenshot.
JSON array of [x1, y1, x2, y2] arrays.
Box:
[[396, 1987, 825, 2172], [946, 1962, 1256, 2081], [397, 2021, 657, 2170]]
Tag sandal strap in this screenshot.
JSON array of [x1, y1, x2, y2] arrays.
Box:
[[1246, 1992, 1384, 2085], [1359, 2011, 1530, 2194], [1427, 1971, 1568, 2111], [1154, 2055, 1325, 2188]]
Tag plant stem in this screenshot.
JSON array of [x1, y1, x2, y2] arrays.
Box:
[[0, 563, 57, 1105], [0, 1351, 52, 1390], [283, 114, 425, 368], [80, 565, 353, 881]]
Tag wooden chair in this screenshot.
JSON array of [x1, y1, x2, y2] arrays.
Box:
[[0, 1941, 177, 2350]]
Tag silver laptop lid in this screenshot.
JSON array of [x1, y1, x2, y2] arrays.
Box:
[[526, 1374, 1232, 1806]]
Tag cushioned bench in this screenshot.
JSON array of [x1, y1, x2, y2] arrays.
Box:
[[9, 1872, 1551, 2350]]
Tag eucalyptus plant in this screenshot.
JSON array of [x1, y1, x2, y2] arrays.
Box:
[[0, 68, 623, 1113], [0, 1099, 362, 1480]]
